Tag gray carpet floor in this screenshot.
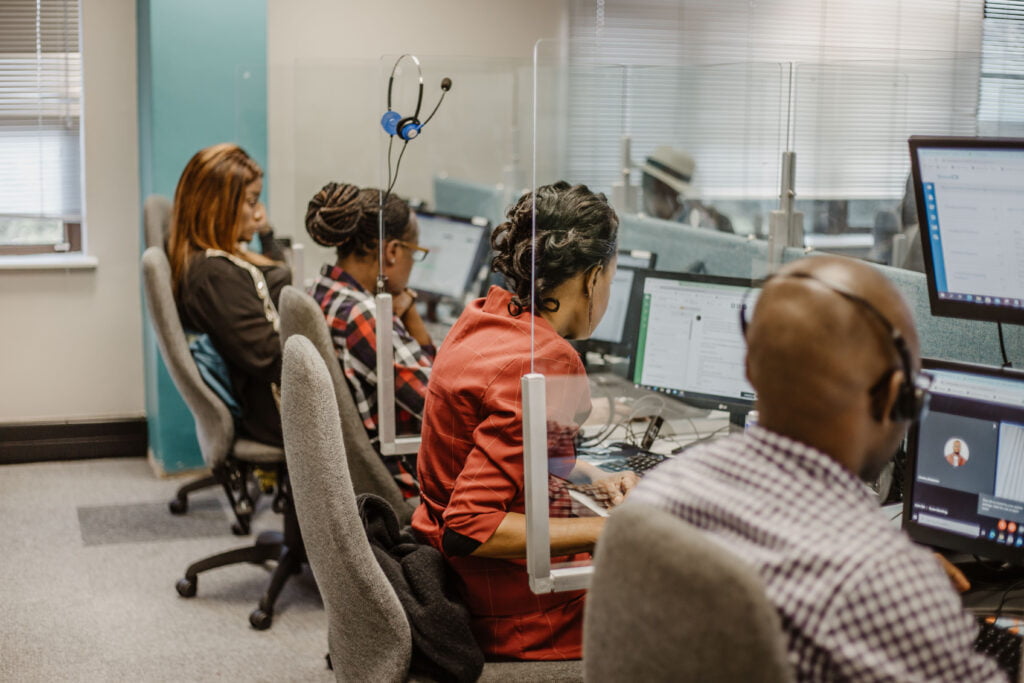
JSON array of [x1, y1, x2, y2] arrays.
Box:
[[0, 457, 333, 682]]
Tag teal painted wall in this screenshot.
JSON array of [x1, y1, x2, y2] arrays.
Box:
[[138, 0, 268, 473]]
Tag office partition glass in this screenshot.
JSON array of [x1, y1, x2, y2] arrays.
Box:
[[790, 52, 982, 267], [522, 42, 790, 595], [278, 55, 528, 459]]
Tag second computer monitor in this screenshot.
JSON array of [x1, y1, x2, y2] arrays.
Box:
[[909, 136, 1024, 325], [585, 250, 658, 356], [903, 358, 1024, 565], [406, 210, 491, 301], [629, 272, 760, 415]]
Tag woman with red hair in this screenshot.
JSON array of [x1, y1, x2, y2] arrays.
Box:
[[167, 143, 290, 446]]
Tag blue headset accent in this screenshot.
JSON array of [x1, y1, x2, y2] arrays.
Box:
[[381, 54, 424, 142]]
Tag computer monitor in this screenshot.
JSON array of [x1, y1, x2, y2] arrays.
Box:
[[908, 136, 1024, 325], [629, 272, 760, 419], [582, 250, 658, 357], [903, 358, 1024, 565], [406, 210, 491, 301]]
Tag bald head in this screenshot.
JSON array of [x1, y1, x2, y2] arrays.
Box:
[[746, 255, 919, 478]]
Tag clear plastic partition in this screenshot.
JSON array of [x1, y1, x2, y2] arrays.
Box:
[[281, 56, 530, 286], [791, 52, 982, 268], [522, 41, 787, 594], [279, 56, 528, 455]]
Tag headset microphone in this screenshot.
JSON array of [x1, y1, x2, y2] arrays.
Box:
[[420, 77, 453, 129]]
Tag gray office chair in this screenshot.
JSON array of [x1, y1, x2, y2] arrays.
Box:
[[278, 285, 414, 524], [584, 502, 794, 682], [143, 194, 172, 249], [282, 336, 583, 682], [142, 246, 305, 630], [143, 193, 224, 515]]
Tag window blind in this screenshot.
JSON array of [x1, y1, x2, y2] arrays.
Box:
[[0, 0, 82, 221], [980, 0, 1024, 135], [567, 0, 984, 200]]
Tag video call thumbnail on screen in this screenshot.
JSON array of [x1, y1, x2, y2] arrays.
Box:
[[910, 368, 1024, 547]]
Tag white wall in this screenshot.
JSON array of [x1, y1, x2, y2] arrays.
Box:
[[0, 0, 143, 423], [267, 0, 569, 283], [0, 0, 566, 422]]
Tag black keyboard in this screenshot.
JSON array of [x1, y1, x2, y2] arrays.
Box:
[[976, 617, 1022, 680], [592, 443, 668, 475]]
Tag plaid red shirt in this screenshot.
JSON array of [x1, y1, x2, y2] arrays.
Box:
[[310, 265, 435, 499]]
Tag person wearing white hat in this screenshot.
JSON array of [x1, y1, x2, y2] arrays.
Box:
[[640, 146, 734, 233]]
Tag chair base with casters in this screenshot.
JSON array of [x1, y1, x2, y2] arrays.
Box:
[[167, 452, 271, 535], [174, 461, 308, 630], [168, 473, 218, 515]]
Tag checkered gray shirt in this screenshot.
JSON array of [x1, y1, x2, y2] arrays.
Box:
[[631, 425, 1006, 682]]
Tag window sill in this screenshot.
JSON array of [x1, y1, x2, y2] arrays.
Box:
[[0, 253, 98, 271]]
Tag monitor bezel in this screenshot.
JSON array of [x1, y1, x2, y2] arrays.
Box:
[[908, 135, 1024, 326], [409, 209, 491, 301], [901, 357, 1024, 565], [627, 270, 761, 414]]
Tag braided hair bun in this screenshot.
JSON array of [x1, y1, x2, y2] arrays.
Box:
[[305, 182, 411, 258], [491, 181, 618, 314]]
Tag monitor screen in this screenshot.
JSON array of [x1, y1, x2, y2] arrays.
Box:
[[406, 211, 490, 300], [909, 136, 1024, 325], [903, 359, 1024, 564], [629, 272, 760, 413], [587, 251, 658, 350]]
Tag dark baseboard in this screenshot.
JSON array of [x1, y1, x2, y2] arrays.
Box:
[[0, 418, 148, 465]]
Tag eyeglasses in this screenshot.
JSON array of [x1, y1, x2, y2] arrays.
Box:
[[397, 240, 430, 262]]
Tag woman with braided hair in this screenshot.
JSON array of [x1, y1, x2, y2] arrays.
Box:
[[412, 181, 639, 661], [306, 182, 434, 499]]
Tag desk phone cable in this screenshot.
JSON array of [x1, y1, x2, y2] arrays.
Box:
[[580, 394, 666, 448]]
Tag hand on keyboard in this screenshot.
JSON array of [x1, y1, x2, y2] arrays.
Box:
[[568, 471, 640, 510]]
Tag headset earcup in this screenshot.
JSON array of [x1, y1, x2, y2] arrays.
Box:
[[398, 116, 421, 141], [891, 383, 919, 423], [381, 111, 401, 136]]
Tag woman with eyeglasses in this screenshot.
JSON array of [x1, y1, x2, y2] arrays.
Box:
[[305, 182, 434, 499], [168, 143, 289, 447]]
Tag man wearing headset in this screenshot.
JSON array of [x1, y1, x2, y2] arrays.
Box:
[[631, 255, 1009, 681]]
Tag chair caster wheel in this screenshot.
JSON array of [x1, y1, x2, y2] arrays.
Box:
[[231, 522, 247, 536], [169, 498, 187, 515], [250, 608, 272, 630], [176, 577, 197, 598]]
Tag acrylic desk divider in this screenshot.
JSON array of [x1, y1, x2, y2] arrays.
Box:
[[375, 292, 421, 456], [522, 373, 594, 594]]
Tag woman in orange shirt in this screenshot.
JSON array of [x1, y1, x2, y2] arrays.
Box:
[[412, 181, 637, 661]]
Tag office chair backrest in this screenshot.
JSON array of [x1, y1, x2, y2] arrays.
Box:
[[584, 502, 793, 682], [281, 335, 412, 683], [278, 285, 411, 521], [142, 246, 234, 467], [143, 195, 172, 250]]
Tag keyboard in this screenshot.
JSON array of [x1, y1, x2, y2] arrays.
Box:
[[583, 442, 669, 475], [976, 617, 1022, 679], [599, 451, 669, 476]]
